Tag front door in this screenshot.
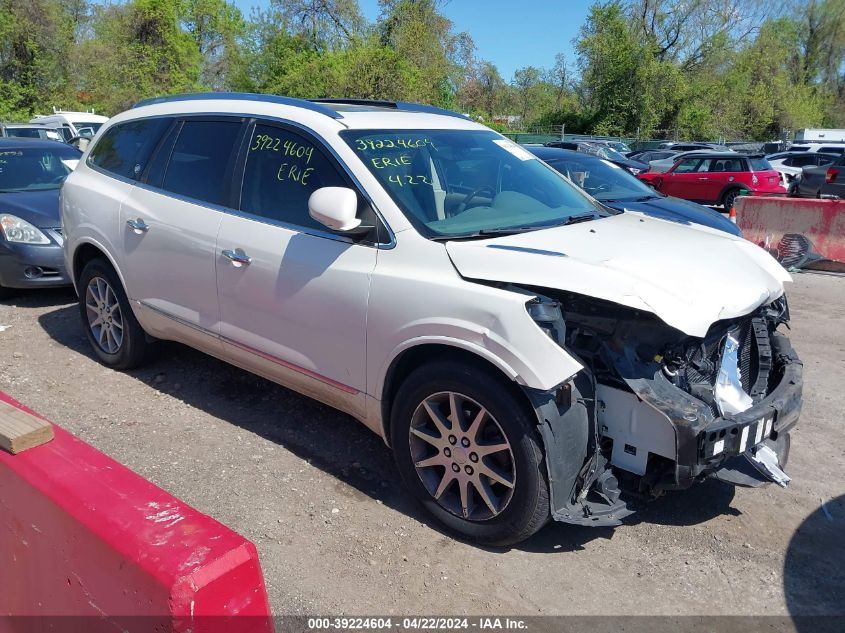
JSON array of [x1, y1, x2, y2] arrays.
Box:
[[663, 156, 713, 201], [215, 121, 377, 418]]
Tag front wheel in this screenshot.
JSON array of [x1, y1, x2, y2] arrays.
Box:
[[78, 258, 157, 369], [390, 361, 550, 546]]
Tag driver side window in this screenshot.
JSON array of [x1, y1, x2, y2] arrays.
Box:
[[239, 123, 349, 231]]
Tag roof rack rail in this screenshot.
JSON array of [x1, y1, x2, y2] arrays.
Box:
[[309, 98, 468, 120], [132, 92, 344, 119]]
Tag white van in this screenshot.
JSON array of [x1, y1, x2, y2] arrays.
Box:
[[30, 110, 108, 143]]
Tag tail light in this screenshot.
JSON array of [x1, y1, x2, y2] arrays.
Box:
[[826, 167, 839, 184], [751, 174, 759, 186]]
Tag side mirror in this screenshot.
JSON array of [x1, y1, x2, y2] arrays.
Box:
[[308, 187, 361, 232]]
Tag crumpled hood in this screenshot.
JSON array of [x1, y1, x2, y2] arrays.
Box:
[[0, 189, 60, 228], [445, 212, 791, 337]]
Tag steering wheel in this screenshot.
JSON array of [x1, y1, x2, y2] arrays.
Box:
[[589, 182, 611, 195], [453, 186, 495, 215]]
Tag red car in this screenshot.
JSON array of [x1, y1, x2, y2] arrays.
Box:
[[638, 152, 786, 208]]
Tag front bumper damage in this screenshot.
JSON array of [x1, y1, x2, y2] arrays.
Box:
[[523, 291, 802, 528], [618, 330, 801, 493]]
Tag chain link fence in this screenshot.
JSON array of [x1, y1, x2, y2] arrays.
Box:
[[501, 126, 768, 152]]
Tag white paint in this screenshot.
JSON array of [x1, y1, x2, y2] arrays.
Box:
[[739, 425, 750, 453], [446, 212, 790, 337], [713, 439, 725, 455], [596, 385, 676, 476]]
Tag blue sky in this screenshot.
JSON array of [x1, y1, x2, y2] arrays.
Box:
[[231, 0, 591, 80]]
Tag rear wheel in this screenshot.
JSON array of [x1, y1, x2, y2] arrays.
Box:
[[722, 188, 742, 210], [390, 360, 549, 546], [78, 258, 156, 369]]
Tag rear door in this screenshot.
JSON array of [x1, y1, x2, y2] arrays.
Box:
[[707, 156, 745, 203], [119, 117, 246, 346]]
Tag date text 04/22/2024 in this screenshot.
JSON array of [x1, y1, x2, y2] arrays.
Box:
[[306, 617, 528, 631]]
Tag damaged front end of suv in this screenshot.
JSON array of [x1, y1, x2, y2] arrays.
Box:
[[520, 288, 802, 527]]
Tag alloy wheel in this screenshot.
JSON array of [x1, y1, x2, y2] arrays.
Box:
[[85, 276, 124, 354], [408, 391, 516, 521]]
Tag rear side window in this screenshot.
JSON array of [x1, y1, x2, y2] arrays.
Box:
[[239, 123, 348, 230], [162, 120, 242, 205], [89, 118, 172, 180], [749, 158, 773, 171], [791, 155, 818, 167], [710, 158, 744, 172], [819, 146, 845, 155]]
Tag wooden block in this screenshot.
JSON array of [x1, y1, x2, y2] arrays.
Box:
[[0, 400, 54, 454]]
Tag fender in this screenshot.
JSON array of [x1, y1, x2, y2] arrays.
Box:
[[67, 235, 127, 295], [374, 323, 583, 401], [717, 183, 744, 204]]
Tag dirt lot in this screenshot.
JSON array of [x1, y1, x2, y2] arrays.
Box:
[[1, 272, 843, 617]]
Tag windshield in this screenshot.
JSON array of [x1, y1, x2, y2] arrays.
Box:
[[546, 156, 658, 202], [596, 146, 628, 162], [343, 129, 601, 238], [0, 146, 81, 192]]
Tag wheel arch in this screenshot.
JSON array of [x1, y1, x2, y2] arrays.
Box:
[[718, 183, 744, 206], [70, 239, 126, 295], [379, 342, 538, 447]]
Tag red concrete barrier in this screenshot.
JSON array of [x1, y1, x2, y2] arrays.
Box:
[[0, 391, 273, 633], [736, 195, 845, 271]]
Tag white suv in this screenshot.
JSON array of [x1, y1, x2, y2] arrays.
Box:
[[61, 93, 803, 545]]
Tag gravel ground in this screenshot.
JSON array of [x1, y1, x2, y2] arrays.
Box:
[[0, 271, 842, 618]]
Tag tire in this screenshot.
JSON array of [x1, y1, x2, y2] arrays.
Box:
[[78, 257, 156, 369], [390, 360, 550, 546], [722, 188, 741, 210]]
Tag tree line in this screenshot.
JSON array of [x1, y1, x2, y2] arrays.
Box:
[[2, 0, 844, 141]]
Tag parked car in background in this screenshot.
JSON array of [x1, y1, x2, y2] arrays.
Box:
[[646, 149, 733, 173], [787, 142, 845, 155], [766, 151, 838, 187], [544, 141, 648, 174], [627, 149, 679, 164], [29, 110, 108, 143], [657, 141, 731, 151], [638, 152, 786, 208], [790, 153, 845, 199], [0, 123, 64, 142], [583, 139, 632, 154], [61, 93, 800, 545], [527, 146, 741, 235], [0, 139, 80, 298]]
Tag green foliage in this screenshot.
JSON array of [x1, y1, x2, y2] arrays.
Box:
[[0, 0, 843, 142]]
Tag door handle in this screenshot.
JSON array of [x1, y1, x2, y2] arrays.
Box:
[[126, 218, 149, 234], [222, 248, 251, 267]]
